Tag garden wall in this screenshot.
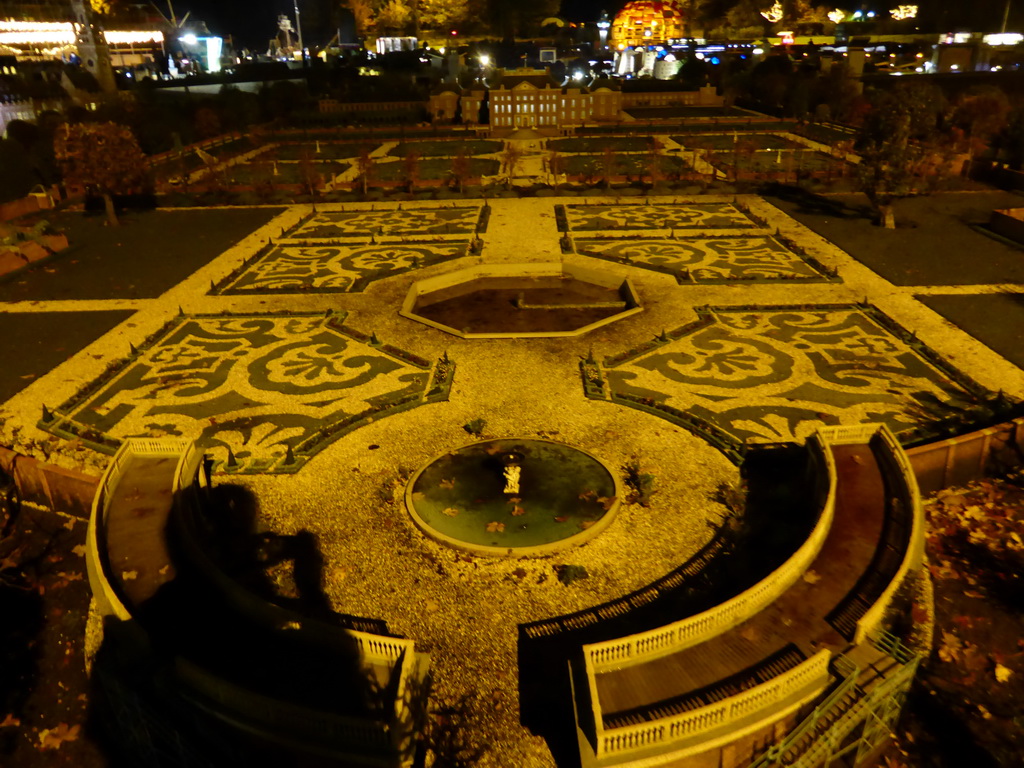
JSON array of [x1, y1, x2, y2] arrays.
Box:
[[906, 417, 1024, 496], [0, 185, 61, 222], [0, 446, 98, 518], [988, 208, 1024, 245]]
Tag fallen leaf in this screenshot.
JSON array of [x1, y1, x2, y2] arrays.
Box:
[[506, 497, 521, 505], [441, 507, 460, 517], [995, 663, 1013, 683], [510, 505, 526, 517], [485, 521, 505, 533], [0, 714, 20, 728], [938, 630, 962, 663], [71, 545, 86, 557], [580, 520, 596, 530], [553, 516, 569, 523], [121, 570, 138, 581], [38, 722, 80, 750], [598, 496, 617, 510], [803, 569, 822, 584], [439, 478, 456, 490], [578, 489, 596, 501]]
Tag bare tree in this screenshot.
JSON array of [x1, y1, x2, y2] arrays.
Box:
[[500, 142, 523, 188]]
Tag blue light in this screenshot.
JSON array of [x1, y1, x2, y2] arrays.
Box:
[[710, 56, 720, 65]]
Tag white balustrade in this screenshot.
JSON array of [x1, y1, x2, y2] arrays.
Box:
[[854, 425, 925, 643], [597, 650, 831, 756], [585, 432, 838, 671]]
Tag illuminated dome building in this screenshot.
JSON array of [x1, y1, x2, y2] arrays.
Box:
[[611, 0, 686, 48]]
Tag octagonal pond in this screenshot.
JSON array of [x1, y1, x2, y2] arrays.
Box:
[[401, 263, 641, 338]]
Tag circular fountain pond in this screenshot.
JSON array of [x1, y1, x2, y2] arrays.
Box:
[[405, 439, 621, 556], [401, 263, 641, 338]]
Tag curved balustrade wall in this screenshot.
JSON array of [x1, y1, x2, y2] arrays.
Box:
[[584, 432, 838, 672]]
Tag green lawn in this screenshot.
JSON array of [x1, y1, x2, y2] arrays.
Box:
[[386, 139, 504, 158], [548, 136, 653, 153], [224, 161, 350, 185], [792, 123, 858, 145], [708, 149, 846, 174], [268, 142, 379, 160], [672, 133, 806, 151], [155, 137, 255, 172], [563, 153, 691, 178], [371, 156, 499, 181]]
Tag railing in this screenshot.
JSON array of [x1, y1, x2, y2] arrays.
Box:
[[595, 649, 832, 757], [349, 631, 417, 664], [749, 656, 860, 768], [87, 438, 190, 621], [817, 423, 881, 445], [854, 426, 925, 644], [523, 527, 729, 640], [749, 632, 920, 768], [785, 652, 920, 768], [584, 432, 838, 671]]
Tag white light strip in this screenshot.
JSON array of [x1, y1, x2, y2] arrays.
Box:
[[0, 24, 163, 46]]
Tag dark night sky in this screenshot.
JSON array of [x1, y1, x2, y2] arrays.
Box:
[[166, 0, 1018, 50], [172, 0, 608, 49]]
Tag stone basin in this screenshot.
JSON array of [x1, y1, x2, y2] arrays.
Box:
[[400, 262, 642, 338], [405, 438, 621, 557]]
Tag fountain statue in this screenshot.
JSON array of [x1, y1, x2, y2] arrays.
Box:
[[501, 451, 523, 495]]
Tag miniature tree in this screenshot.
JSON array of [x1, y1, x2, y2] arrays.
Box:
[[546, 149, 565, 185], [643, 139, 664, 189], [356, 148, 377, 198], [194, 106, 221, 139], [599, 145, 616, 189], [297, 149, 323, 211], [55, 121, 148, 226], [450, 150, 471, 193], [401, 148, 421, 192], [949, 86, 1010, 164], [855, 83, 952, 228], [499, 142, 523, 188]]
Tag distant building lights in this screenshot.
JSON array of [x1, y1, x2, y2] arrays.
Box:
[[753, 47, 764, 54], [0, 21, 162, 46], [181, 33, 198, 45], [890, 5, 918, 20], [478, 53, 490, 66], [950, 63, 959, 70], [853, 10, 863, 18], [761, 1, 784, 23], [867, 11, 876, 18], [984, 32, 1024, 45], [828, 9, 846, 23]]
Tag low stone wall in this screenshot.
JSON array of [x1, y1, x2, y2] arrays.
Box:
[[0, 185, 61, 223], [989, 208, 1024, 245], [907, 417, 1024, 496], [0, 446, 98, 518]]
